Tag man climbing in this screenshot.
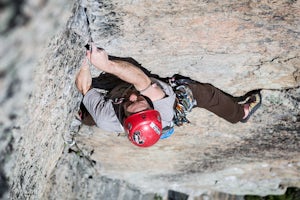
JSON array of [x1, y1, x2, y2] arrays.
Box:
[[75, 44, 261, 147]]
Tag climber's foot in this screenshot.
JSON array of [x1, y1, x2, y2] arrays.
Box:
[[240, 91, 262, 123]]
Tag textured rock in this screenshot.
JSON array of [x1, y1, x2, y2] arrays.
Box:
[[0, 0, 299, 199]]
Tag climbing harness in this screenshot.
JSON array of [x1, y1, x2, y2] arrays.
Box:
[[167, 75, 196, 127], [160, 75, 197, 139], [173, 85, 196, 126]]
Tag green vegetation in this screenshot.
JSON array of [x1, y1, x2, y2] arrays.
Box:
[[245, 187, 300, 200], [154, 194, 163, 200]]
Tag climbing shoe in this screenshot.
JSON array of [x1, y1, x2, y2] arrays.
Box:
[[240, 91, 262, 123]]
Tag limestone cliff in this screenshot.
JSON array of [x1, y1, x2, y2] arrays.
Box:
[[0, 0, 299, 199]]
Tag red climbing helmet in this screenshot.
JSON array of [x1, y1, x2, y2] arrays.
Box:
[[124, 110, 162, 147]]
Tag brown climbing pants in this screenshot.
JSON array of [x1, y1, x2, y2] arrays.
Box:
[[187, 83, 245, 123]]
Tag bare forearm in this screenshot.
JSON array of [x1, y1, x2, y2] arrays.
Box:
[[87, 47, 151, 91], [87, 46, 164, 99], [75, 61, 92, 95], [108, 60, 151, 91]]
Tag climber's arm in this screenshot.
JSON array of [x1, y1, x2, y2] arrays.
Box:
[[75, 59, 92, 95], [86, 45, 165, 101]]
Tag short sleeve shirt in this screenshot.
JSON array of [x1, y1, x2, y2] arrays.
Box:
[[83, 78, 176, 133]]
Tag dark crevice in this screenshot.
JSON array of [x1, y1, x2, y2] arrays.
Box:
[[0, 169, 9, 199]]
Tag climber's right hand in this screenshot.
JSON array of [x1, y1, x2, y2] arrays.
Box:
[[86, 44, 114, 73]]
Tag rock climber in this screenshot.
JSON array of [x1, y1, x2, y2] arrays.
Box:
[[75, 44, 261, 147]]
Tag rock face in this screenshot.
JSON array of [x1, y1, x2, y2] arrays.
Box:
[[0, 0, 299, 199]]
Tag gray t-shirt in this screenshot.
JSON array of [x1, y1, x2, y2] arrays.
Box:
[[83, 78, 176, 133]]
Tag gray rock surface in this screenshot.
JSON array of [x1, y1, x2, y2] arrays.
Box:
[[0, 0, 299, 199]]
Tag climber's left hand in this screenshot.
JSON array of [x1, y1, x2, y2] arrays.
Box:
[[75, 58, 92, 95]]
